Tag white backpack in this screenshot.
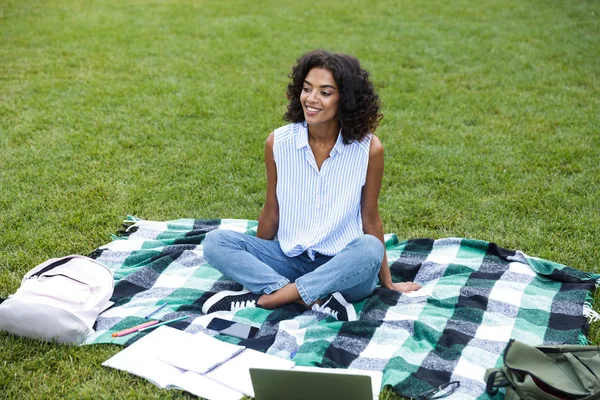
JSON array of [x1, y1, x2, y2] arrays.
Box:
[[0, 255, 114, 344]]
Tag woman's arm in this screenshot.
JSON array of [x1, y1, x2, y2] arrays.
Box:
[[361, 136, 421, 293], [256, 132, 279, 240]]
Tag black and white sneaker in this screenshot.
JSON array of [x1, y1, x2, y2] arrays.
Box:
[[202, 289, 261, 314], [311, 292, 357, 321]]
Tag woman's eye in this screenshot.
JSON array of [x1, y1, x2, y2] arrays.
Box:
[[302, 87, 311, 92], [321, 92, 331, 96]]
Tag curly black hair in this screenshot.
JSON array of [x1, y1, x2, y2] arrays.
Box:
[[284, 50, 382, 144]]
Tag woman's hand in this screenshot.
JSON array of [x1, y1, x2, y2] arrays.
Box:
[[391, 281, 422, 293]]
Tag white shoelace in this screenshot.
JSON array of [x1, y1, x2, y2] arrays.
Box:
[[231, 300, 256, 312], [311, 303, 339, 320]]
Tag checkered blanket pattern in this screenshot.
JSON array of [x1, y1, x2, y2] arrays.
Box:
[[85, 217, 600, 399]]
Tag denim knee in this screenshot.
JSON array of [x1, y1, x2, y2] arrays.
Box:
[[354, 234, 384, 266], [203, 229, 233, 266]]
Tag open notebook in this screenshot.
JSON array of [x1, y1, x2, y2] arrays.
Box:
[[102, 326, 294, 399]]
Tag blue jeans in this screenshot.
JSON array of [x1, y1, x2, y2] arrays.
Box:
[[203, 229, 383, 304]]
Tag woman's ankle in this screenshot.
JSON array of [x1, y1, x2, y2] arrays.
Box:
[[257, 283, 304, 309], [256, 294, 275, 309]]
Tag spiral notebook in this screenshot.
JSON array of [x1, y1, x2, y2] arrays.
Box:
[[103, 326, 294, 399]]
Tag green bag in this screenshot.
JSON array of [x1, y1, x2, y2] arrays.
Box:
[[485, 339, 600, 399]]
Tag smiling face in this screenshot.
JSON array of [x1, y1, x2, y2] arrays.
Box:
[[300, 67, 340, 130]]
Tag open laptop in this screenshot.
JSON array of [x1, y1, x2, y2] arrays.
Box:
[[250, 367, 381, 400]]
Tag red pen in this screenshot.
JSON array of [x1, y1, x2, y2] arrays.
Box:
[[111, 320, 159, 337]]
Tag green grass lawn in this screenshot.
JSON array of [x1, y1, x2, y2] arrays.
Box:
[[1, 0, 599, 398]]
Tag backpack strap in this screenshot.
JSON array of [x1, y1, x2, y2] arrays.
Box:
[[485, 339, 517, 395], [485, 368, 511, 395]]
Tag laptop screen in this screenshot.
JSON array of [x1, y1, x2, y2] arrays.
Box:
[[250, 367, 378, 400]]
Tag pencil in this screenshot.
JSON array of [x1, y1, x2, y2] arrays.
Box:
[[112, 320, 159, 337], [137, 315, 191, 332], [144, 302, 169, 319]]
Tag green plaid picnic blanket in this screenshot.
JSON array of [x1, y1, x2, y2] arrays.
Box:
[[85, 217, 600, 399]]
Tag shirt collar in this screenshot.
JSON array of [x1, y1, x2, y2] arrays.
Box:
[[296, 122, 309, 149], [296, 122, 346, 155]]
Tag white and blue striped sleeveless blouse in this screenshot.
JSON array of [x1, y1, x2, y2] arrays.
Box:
[[273, 122, 371, 259]]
